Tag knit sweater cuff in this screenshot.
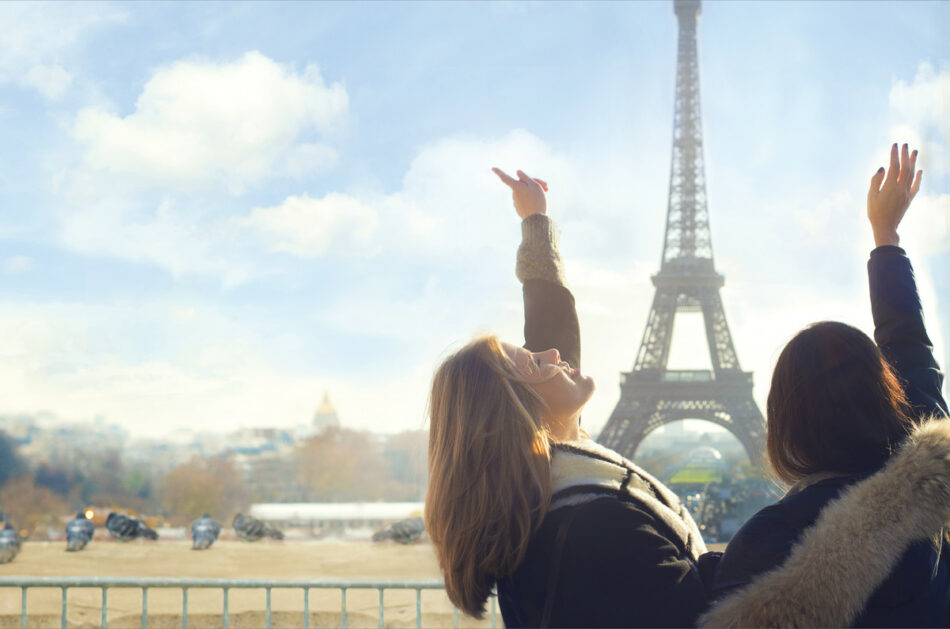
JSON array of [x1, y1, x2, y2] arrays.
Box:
[[516, 214, 566, 285]]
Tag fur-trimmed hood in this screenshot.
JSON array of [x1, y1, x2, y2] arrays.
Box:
[[700, 418, 950, 628]]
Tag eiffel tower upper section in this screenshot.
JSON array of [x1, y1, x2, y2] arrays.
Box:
[[663, 0, 713, 274], [632, 0, 745, 380]]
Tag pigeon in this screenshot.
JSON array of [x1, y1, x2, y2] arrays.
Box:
[[232, 513, 283, 541], [372, 517, 425, 544], [0, 522, 20, 563], [66, 512, 95, 551], [105, 512, 158, 542], [191, 514, 221, 550]]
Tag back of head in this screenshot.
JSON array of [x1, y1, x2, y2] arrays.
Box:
[[425, 335, 552, 618], [767, 321, 914, 484]]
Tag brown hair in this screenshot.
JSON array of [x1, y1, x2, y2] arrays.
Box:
[[425, 335, 552, 618], [767, 321, 915, 484]]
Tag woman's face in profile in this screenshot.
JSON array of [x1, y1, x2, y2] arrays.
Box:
[[501, 342, 595, 426]]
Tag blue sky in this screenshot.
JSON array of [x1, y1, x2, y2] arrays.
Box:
[[0, 1, 947, 439]]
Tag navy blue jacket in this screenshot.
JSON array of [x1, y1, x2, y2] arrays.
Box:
[[713, 246, 949, 627]]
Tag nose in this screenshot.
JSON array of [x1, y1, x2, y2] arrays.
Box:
[[543, 348, 560, 364]]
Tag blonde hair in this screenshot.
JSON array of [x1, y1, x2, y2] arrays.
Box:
[[425, 335, 552, 618]]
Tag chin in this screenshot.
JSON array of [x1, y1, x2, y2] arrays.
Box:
[[582, 378, 596, 402]]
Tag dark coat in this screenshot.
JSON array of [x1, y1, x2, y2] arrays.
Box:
[[498, 496, 711, 628], [497, 276, 711, 627], [712, 246, 950, 627], [700, 419, 950, 628]]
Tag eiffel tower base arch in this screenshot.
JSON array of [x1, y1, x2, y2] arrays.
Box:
[[598, 378, 767, 467]]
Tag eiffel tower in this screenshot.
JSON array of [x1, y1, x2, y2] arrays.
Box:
[[597, 0, 766, 464]]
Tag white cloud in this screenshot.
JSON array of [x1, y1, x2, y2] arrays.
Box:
[[0, 299, 436, 438], [889, 61, 950, 177], [900, 192, 950, 256], [241, 193, 379, 258], [57, 190, 257, 285], [890, 62, 950, 145], [54, 51, 350, 281], [3, 256, 32, 274], [73, 51, 348, 192], [0, 3, 122, 99], [21, 64, 73, 100], [56, 127, 644, 283], [241, 129, 653, 263]]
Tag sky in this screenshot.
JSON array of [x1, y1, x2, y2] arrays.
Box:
[[0, 1, 948, 441]]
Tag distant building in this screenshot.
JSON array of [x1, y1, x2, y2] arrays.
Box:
[[8, 415, 128, 466], [312, 393, 340, 434], [250, 502, 423, 535]]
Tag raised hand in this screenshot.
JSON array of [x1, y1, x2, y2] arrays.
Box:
[[492, 167, 549, 220], [868, 143, 923, 247]]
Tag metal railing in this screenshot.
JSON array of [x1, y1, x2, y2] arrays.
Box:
[[0, 576, 499, 629]]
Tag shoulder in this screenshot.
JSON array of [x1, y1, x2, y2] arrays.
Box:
[[554, 497, 703, 592], [777, 477, 856, 522], [714, 479, 856, 594], [556, 496, 666, 545], [532, 497, 708, 627], [713, 504, 799, 594], [532, 497, 687, 575]]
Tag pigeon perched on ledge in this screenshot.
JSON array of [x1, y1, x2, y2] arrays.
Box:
[[105, 512, 158, 542], [0, 523, 21, 563], [372, 517, 425, 544], [66, 512, 95, 551], [232, 513, 283, 541], [191, 514, 221, 550]]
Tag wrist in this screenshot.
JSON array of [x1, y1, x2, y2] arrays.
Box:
[[872, 228, 900, 248]]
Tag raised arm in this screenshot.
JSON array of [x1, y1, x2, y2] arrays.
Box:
[[492, 168, 581, 370], [866, 144, 948, 418]]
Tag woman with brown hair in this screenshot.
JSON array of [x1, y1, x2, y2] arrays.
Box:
[[711, 143, 950, 626], [426, 168, 712, 627]]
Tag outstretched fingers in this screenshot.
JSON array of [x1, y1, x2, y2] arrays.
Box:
[[517, 170, 549, 192], [907, 151, 923, 199], [494, 167, 549, 192], [910, 169, 923, 199], [885, 143, 900, 184], [899, 143, 912, 186], [492, 167, 518, 188], [869, 167, 886, 198]]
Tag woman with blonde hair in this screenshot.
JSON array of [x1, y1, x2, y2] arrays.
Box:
[[426, 152, 950, 628]]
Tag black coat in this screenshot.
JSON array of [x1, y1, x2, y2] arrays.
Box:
[[498, 497, 711, 628], [712, 246, 950, 626]]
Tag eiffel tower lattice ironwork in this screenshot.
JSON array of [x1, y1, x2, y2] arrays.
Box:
[[597, 0, 766, 464]]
